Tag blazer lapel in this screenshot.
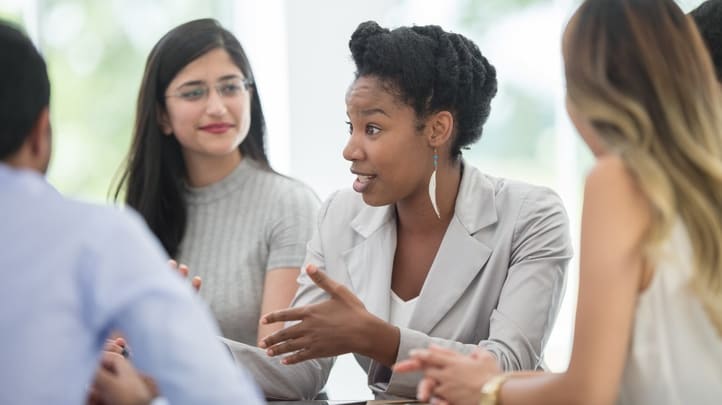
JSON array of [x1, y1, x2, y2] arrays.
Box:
[[342, 204, 396, 321], [408, 164, 498, 334]]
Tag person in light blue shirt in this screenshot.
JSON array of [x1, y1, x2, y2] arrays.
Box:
[[0, 20, 264, 405]]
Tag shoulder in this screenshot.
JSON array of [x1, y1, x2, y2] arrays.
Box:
[[79, 204, 165, 256], [583, 155, 650, 239], [33, 199, 169, 282], [497, 177, 564, 208], [468, 166, 567, 220], [318, 188, 369, 221], [461, 167, 571, 255], [585, 155, 640, 199], [249, 167, 320, 208]]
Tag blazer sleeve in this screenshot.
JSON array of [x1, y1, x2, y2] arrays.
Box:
[[481, 186, 571, 370], [371, 186, 572, 398], [222, 193, 340, 400], [222, 338, 334, 400]]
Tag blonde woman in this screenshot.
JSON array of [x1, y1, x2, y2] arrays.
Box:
[[395, 0, 722, 404]]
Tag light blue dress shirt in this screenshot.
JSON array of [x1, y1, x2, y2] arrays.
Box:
[[0, 164, 263, 404]]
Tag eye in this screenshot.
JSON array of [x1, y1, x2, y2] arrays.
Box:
[[180, 87, 207, 101], [219, 83, 243, 96], [345, 121, 353, 135], [365, 124, 381, 136]]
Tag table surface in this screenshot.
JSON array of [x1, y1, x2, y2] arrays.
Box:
[[266, 400, 424, 405]]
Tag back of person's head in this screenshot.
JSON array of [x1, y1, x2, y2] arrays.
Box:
[[691, 0, 722, 83], [115, 18, 268, 257], [0, 21, 50, 161], [564, 0, 722, 332], [348, 21, 497, 160]]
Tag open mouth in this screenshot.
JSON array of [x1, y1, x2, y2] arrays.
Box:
[[353, 173, 376, 193]]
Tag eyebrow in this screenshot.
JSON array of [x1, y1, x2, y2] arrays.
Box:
[[176, 74, 244, 89], [358, 108, 391, 118]]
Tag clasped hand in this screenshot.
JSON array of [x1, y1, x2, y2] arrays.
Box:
[[393, 345, 501, 405], [258, 264, 372, 365]]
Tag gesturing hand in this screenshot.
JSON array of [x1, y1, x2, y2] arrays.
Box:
[[258, 264, 374, 365], [394, 345, 501, 405]]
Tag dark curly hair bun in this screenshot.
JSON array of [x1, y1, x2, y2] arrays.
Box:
[[349, 21, 497, 157]]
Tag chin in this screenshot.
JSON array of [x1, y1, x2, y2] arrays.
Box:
[[361, 192, 393, 207]]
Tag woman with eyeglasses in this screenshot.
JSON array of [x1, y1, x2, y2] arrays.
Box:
[[114, 18, 319, 349]]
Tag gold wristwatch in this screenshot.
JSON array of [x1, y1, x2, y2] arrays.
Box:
[[479, 373, 511, 405]]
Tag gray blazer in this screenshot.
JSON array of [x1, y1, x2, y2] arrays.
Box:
[[225, 163, 572, 399]]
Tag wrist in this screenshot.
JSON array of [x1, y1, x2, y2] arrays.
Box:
[[479, 373, 512, 405], [358, 313, 399, 365]]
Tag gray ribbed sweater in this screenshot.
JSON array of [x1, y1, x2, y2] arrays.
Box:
[[177, 158, 319, 346]]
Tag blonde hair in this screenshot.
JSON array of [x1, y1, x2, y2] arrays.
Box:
[[564, 0, 722, 334]]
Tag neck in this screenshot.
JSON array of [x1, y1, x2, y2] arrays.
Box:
[[183, 150, 243, 188], [395, 159, 462, 234], [3, 145, 47, 174]]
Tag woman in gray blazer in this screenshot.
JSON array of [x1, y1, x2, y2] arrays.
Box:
[[225, 21, 573, 400]]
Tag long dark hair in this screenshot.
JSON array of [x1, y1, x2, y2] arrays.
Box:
[[114, 18, 270, 257]]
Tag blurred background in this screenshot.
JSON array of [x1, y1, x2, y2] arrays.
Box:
[[0, 0, 707, 400]]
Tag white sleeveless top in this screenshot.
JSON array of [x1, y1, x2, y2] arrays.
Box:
[[618, 223, 722, 404], [389, 290, 418, 328]]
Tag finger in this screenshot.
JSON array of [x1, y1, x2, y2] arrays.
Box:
[[392, 358, 424, 373], [281, 348, 317, 365], [430, 397, 449, 405], [417, 376, 436, 401], [93, 365, 117, 391], [113, 337, 127, 348], [266, 337, 309, 357], [99, 351, 124, 372], [260, 306, 307, 326], [168, 259, 178, 270], [427, 344, 459, 356], [409, 347, 458, 368], [86, 387, 102, 405], [423, 366, 452, 382], [470, 348, 496, 363], [103, 341, 124, 354], [178, 264, 189, 278], [306, 265, 344, 298], [260, 322, 305, 349], [191, 276, 202, 292]]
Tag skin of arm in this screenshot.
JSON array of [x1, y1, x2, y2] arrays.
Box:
[[257, 267, 301, 343]]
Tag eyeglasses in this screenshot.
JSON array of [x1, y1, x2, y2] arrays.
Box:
[[166, 78, 252, 102]]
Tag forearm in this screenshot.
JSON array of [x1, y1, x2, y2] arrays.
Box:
[[222, 337, 331, 400], [498, 372, 609, 405], [358, 313, 400, 367]]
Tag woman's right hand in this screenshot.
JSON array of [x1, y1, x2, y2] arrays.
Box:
[[168, 259, 202, 292]]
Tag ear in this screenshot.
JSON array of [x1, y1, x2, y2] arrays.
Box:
[[426, 110, 454, 149], [28, 107, 51, 157], [26, 107, 52, 173], [156, 106, 173, 135]]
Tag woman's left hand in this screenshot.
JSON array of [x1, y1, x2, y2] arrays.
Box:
[[394, 345, 502, 405], [258, 265, 375, 365]]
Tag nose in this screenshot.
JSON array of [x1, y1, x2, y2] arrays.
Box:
[[342, 132, 364, 162], [205, 88, 227, 116]]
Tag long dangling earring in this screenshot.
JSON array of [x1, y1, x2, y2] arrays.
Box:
[[428, 148, 441, 219]]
